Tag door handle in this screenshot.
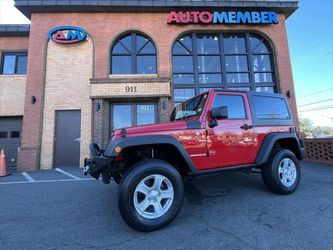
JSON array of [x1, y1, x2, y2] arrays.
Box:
[[240, 124, 253, 130], [74, 137, 81, 143]]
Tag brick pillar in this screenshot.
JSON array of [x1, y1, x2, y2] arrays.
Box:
[[17, 19, 48, 172], [159, 97, 171, 122], [92, 99, 110, 148]]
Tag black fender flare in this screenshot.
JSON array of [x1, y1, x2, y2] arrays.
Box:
[[103, 135, 198, 174], [255, 132, 304, 164]]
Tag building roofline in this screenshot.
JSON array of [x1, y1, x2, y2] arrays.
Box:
[[14, 0, 299, 19], [0, 25, 30, 37]]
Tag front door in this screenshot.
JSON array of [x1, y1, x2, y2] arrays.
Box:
[[207, 93, 255, 168], [111, 103, 157, 131], [54, 110, 81, 167]]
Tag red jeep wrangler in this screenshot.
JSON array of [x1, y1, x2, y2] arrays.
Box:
[[84, 90, 305, 232]]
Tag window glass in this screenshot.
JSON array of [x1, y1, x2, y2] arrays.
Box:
[[136, 35, 149, 52], [10, 131, 20, 138], [252, 55, 272, 72], [223, 35, 246, 54], [173, 56, 193, 73], [254, 73, 273, 83], [197, 56, 221, 73], [198, 74, 222, 84], [172, 33, 276, 102], [2, 55, 16, 74], [200, 87, 223, 93], [253, 96, 290, 119], [225, 55, 248, 72], [228, 87, 251, 91], [111, 33, 156, 74], [0, 131, 7, 138], [173, 88, 195, 103], [137, 105, 155, 125], [173, 74, 194, 84], [139, 41, 155, 54], [16, 55, 27, 74], [112, 42, 129, 54], [250, 36, 270, 53], [226, 73, 249, 83], [256, 87, 274, 93], [112, 56, 132, 74], [196, 35, 219, 54], [137, 56, 156, 74], [213, 95, 246, 119], [120, 36, 132, 51], [173, 41, 191, 55], [113, 105, 132, 129], [171, 93, 208, 121]]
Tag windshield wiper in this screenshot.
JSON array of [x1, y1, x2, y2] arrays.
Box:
[[174, 113, 197, 121]]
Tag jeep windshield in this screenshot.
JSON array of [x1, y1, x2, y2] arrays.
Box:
[[170, 93, 208, 121]]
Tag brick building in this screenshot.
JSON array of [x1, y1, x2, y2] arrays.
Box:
[[0, 0, 299, 172]]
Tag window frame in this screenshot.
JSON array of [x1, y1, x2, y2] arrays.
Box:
[[213, 94, 247, 120], [110, 102, 158, 132], [172, 32, 276, 102], [1, 52, 28, 75], [249, 93, 293, 126], [110, 33, 157, 74]]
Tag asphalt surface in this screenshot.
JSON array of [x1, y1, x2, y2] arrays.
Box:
[[0, 162, 332, 250]]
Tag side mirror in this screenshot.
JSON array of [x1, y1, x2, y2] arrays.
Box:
[[211, 106, 228, 120]]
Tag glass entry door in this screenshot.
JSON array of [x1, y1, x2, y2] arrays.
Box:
[[111, 103, 157, 130]]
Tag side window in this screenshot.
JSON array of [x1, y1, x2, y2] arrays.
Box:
[[253, 96, 290, 119], [213, 95, 246, 119], [1, 53, 28, 74]]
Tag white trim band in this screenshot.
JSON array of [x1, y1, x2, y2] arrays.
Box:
[[189, 153, 207, 157]]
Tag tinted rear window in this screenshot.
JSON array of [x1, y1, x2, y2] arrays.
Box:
[[253, 96, 290, 119]]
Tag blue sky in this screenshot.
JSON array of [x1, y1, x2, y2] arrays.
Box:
[[287, 0, 333, 126], [0, 0, 332, 126]]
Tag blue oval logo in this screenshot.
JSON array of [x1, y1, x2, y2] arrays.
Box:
[[48, 26, 87, 44]]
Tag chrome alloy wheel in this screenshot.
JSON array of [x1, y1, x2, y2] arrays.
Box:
[[278, 158, 297, 187], [133, 174, 174, 219]]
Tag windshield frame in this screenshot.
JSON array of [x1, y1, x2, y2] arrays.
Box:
[[170, 92, 208, 121]]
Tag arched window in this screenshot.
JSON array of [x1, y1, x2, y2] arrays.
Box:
[[172, 33, 276, 105], [111, 32, 157, 74]]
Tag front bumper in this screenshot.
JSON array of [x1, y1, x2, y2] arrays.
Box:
[[83, 143, 113, 179], [83, 156, 111, 179]]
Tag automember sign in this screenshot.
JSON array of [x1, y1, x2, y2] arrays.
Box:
[[167, 11, 279, 25], [48, 26, 87, 44]]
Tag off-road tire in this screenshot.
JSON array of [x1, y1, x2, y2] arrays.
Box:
[[262, 149, 301, 194], [118, 159, 184, 232]]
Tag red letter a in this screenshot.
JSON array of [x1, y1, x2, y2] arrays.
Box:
[[167, 11, 180, 24], [53, 30, 66, 41]]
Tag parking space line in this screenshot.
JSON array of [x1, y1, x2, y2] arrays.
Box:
[[55, 168, 81, 180], [22, 172, 36, 182], [0, 178, 95, 185]]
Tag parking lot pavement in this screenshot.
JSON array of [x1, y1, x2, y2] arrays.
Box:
[[1, 162, 332, 250]]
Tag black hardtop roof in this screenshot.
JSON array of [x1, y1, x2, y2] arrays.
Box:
[[206, 89, 287, 99]]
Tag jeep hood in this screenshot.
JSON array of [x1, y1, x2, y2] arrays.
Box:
[[113, 120, 200, 137]]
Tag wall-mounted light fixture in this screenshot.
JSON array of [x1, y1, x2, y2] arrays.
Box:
[[286, 90, 291, 98], [31, 96, 36, 104], [96, 102, 101, 112]]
